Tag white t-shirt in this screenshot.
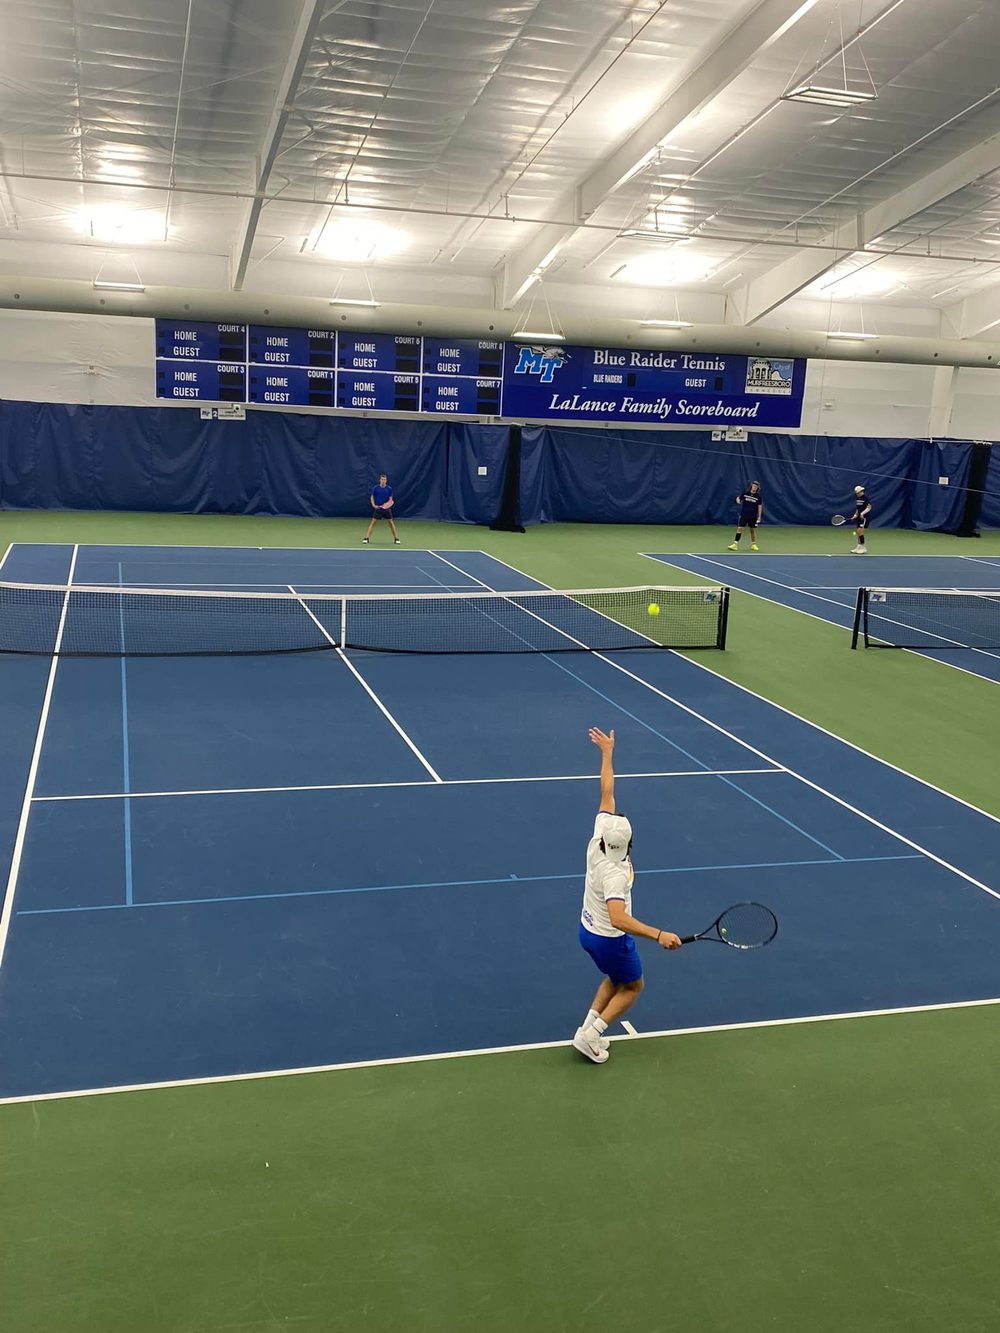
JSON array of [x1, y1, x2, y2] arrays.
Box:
[[581, 812, 634, 938]]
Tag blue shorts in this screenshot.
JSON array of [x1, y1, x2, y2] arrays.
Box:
[[579, 921, 643, 985], [371, 508, 394, 519]]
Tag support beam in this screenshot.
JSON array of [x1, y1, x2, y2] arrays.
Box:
[[578, 0, 820, 218], [501, 0, 820, 308], [230, 0, 324, 291], [927, 365, 958, 438], [943, 284, 1000, 340], [731, 132, 1000, 325]]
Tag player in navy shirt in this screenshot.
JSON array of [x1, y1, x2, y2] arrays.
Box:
[[851, 485, 872, 554], [363, 473, 401, 545], [728, 480, 763, 551]]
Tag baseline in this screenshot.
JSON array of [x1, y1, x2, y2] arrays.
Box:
[[2, 996, 997, 1107]]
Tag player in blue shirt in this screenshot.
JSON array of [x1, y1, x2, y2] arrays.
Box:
[[363, 473, 401, 545], [851, 485, 872, 554], [728, 480, 763, 551]]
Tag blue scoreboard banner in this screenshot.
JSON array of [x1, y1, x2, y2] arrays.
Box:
[[501, 343, 806, 428], [155, 320, 805, 427]]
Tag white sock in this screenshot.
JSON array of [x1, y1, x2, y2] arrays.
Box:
[[589, 1016, 608, 1036], [584, 1009, 600, 1029]]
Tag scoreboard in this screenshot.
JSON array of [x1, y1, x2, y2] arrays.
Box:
[[155, 320, 806, 427]]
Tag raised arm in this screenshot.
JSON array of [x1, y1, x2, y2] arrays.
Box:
[[589, 727, 616, 813]]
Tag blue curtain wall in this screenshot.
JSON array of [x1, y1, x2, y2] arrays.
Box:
[[520, 427, 976, 530], [980, 445, 1000, 528], [0, 400, 990, 531]]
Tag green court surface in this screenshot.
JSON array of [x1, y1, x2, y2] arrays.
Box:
[[3, 510, 1000, 1333]]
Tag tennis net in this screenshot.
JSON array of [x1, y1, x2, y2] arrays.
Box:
[[851, 586, 1000, 650], [0, 582, 729, 656]]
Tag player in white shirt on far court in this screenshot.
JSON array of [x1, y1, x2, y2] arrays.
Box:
[[573, 727, 682, 1064]]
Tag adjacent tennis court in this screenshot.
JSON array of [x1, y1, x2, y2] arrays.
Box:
[[2, 541, 999, 1102], [646, 552, 1000, 681]]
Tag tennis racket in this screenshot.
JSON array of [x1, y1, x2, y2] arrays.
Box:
[[679, 902, 778, 950], [831, 514, 848, 526]]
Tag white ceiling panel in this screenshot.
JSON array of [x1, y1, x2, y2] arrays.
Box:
[[0, 0, 998, 352]]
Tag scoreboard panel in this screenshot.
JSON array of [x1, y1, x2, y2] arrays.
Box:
[[421, 338, 504, 378], [156, 361, 246, 401], [155, 320, 246, 362], [421, 376, 502, 415], [337, 333, 421, 374], [248, 325, 336, 368], [247, 367, 336, 407], [155, 321, 806, 427], [336, 372, 420, 413]]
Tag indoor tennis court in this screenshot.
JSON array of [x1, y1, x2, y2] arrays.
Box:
[[4, 520, 1000, 1332], [6, 1, 1000, 1330], [2, 538, 999, 1105]]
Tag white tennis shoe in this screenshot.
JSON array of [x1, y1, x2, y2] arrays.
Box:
[[573, 1027, 610, 1063]]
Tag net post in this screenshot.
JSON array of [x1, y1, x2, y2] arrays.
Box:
[[717, 586, 730, 649], [340, 596, 347, 649], [851, 588, 865, 648]]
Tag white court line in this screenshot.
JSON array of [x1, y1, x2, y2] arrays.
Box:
[[650, 552, 1000, 687], [288, 584, 443, 784], [0, 544, 78, 971], [24, 543, 454, 553], [621, 1020, 639, 1036], [474, 551, 1000, 899], [98, 581, 469, 590], [2, 995, 997, 1107], [0, 543, 11, 572], [31, 768, 781, 803]]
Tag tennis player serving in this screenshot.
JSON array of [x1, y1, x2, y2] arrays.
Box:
[[728, 480, 763, 551], [851, 484, 872, 554], [573, 727, 681, 1064], [363, 473, 401, 545]]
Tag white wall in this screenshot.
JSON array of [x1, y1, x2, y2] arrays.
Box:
[[799, 359, 937, 437], [0, 307, 998, 441], [0, 309, 158, 406]]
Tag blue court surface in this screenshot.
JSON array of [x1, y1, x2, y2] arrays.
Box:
[[645, 552, 1000, 682], [1, 541, 999, 1101]]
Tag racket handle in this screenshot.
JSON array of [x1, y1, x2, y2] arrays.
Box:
[[678, 934, 696, 944]]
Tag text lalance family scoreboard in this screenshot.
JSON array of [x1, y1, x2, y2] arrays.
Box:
[[155, 320, 807, 428]]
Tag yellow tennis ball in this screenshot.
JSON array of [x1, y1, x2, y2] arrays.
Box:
[[647, 603, 660, 617]]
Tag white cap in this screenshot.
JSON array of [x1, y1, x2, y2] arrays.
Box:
[[601, 815, 632, 861], [854, 484, 865, 494]]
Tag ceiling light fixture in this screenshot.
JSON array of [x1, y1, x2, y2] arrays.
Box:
[[329, 297, 380, 308], [827, 330, 878, 340], [75, 208, 167, 244], [510, 330, 566, 342], [619, 228, 694, 242], [782, 84, 877, 108], [641, 319, 693, 328], [93, 279, 145, 292]]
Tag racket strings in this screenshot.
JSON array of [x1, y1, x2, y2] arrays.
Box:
[[717, 902, 778, 949]]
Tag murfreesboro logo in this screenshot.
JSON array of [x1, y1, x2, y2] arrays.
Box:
[[745, 357, 793, 396], [512, 345, 569, 383]]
